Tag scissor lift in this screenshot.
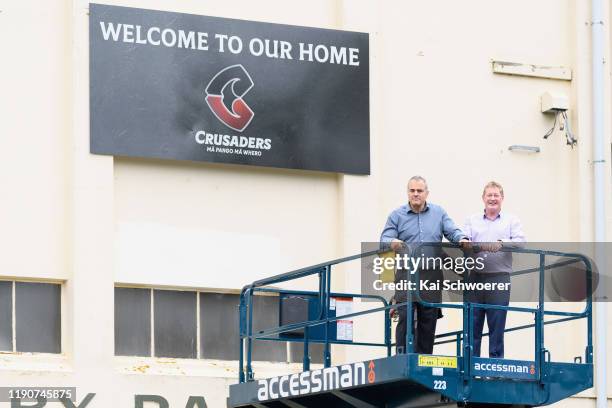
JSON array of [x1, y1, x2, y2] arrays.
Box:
[[228, 244, 594, 407]]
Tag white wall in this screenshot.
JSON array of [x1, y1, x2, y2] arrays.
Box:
[[0, 0, 71, 281], [0, 0, 610, 407], [114, 159, 340, 290]]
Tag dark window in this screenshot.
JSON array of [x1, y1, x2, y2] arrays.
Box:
[[154, 290, 197, 358], [199, 293, 287, 362], [251, 295, 287, 362], [200, 292, 239, 360], [115, 288, 300, 362], [0, 281, 12, 351], [115, 288, 151, 356], [15, 282, 61, 353]]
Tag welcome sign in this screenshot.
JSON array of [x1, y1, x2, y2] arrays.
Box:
[[89, 4, 370, 174]]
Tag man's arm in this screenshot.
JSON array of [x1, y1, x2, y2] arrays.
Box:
[[442, 210, 467, 243], [380, 212, 398, 243], [380, 212, 405, 251]]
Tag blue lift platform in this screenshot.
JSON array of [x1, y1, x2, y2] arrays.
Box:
[[228, 244, 594, 407]]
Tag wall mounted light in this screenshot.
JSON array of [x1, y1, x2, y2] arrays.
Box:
[[508, 145, 541, 153]]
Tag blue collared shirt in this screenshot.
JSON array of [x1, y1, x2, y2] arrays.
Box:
[[380, 202, 466, 251], [463, 212, 526, 273]]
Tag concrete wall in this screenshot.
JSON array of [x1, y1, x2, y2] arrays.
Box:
[[0, 0, 610, 407]]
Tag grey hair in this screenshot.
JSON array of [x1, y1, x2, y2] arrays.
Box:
[[408, 175, 428, 191]]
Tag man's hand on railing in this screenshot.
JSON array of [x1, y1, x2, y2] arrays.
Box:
[[479, 241, 503, 252], [459, 238, 471, 249], [390, 239, 405, 251]]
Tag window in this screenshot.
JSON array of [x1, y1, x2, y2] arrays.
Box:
[[115, 287, 200, 358], [114, 287, 150, 356], [115, 288, 322, 362], [0, 281, 12, 351], [154, 290, 197, 359], [199, 292, 239, 360], [200, 292, 311, 362], [0, 281, 61, 353]]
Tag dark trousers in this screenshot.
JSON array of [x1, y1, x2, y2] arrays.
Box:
[[395, 303, 439, 354], [469, 273, 510, 358]]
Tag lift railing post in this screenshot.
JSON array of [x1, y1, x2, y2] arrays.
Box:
[[385, 303, 392, 357], [317, 268, 326, 366], [323, 265, 332, 367], [246, 288, 254, 381], [406, 299, 414, 355], [318, 268, 325, 319], [303, 326, 310, 372], [461, 300, 472, 401], [238, 296, 246, 383], [535, 253, 545, 381], [406, 255, 415, 355], [464, 302, 472, 378], [585, 257, 594, 364], [456, 333, 461, 358]]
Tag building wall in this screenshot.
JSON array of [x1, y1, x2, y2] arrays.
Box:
[[0, 0, 611, 407]]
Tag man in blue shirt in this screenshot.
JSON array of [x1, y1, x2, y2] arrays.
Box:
[[380, 176, 468, 354]]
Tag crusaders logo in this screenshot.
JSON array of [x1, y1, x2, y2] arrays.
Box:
[[205, 64, 254, 132]]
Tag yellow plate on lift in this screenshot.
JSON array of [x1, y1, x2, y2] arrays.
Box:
[[418, 355, 457, 369]]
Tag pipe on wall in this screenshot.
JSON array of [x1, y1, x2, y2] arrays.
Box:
[[591, 0, 607, 407]]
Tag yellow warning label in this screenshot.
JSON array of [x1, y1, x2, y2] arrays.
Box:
[[418, 355, 457, 368]]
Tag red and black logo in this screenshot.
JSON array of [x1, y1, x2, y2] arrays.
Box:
[[205, 64, 254, 132]]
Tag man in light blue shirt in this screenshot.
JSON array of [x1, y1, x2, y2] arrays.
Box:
[[380, 175, 468, 354], [463, 181, 526, 358]]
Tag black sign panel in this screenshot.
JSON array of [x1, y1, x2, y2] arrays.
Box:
[[90, 4, 370, 174]]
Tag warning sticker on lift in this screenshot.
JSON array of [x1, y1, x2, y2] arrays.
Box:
[[334, 297, 353, 341], [418, 355, 457, 369]]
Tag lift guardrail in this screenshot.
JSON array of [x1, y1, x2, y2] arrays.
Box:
[[233, 243, 594, 407]]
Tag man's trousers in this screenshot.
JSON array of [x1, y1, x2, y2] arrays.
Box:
[[469, 272, 511, 358], [395, 303, 439, 354]]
